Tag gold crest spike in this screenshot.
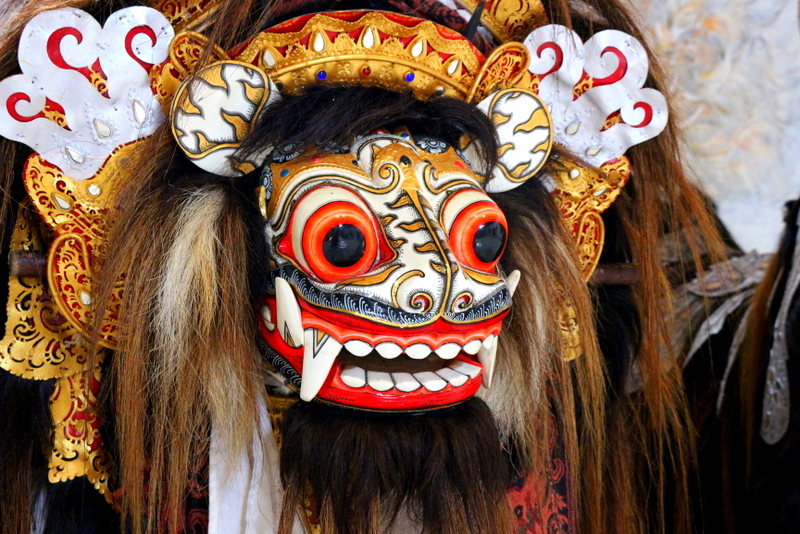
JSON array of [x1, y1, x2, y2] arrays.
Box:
[[468, 42, 531, 103], [457, 0, 548, 43], [152, 0, 224, 32]]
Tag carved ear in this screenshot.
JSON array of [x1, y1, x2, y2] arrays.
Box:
[[171, 60, 281, 177], [464, 88, 553, 193]]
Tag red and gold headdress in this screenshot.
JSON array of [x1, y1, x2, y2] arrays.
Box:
[[0, 0, 667, 502]]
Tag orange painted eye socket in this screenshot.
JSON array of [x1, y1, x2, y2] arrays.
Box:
[[277, 186, 394, 283], [302, 202, 378, 283], [443, 191, 508, 272]]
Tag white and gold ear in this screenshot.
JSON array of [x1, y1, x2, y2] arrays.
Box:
[[464, 89, 553, 194], [171, 60, 281, 177]]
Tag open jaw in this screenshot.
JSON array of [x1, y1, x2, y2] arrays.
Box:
[[257, 278, 506, 411]]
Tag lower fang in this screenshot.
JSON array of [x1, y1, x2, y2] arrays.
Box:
[[260, 306, 275, 331]]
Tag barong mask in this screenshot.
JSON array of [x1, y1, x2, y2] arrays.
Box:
[[0, 1, 669, 497]]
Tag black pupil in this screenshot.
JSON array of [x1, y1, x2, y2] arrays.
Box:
[[473, 221, 506, 264], [322, 224, 366, 268]]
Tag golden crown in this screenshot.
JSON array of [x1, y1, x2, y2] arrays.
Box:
[[233, 11, 485, 100]]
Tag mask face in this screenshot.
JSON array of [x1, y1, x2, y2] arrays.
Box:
[[257, 130, 514, 411]]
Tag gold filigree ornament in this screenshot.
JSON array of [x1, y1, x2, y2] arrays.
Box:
[[1, 204, 112, 501], [0, 6, 181, 503]]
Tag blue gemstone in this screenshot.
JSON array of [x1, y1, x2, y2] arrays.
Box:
[[401, 133, 410, 138], [280, 169, 289, 177], [316, 70, 327, 80], [405, 72, 415, 82]]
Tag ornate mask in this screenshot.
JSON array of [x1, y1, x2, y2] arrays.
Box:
[[257, 132, 515, 409]]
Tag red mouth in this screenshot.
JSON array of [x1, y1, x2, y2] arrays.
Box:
[[257, 295, 505, 411]]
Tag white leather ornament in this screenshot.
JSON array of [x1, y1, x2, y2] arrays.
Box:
[[0, 7, 173, 179], [171, 61, 282, 177]]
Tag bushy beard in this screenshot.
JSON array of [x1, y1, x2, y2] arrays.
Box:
[[278, 397, 513, 534]]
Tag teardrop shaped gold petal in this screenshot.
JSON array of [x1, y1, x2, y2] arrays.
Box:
[[447, 59, 460, 75], [53, 194, 72, 210], [565, 122, 580, 135]]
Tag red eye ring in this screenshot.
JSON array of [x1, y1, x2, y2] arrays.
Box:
[[448, 200, 508, 272], [302, 201, 378, 283]]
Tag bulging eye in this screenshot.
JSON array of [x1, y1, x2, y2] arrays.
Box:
[[277, 187, 393, 283], [473, 220, 506, 264], [303, 202, 377, 282], [322, 224, 366, 267], [442, 189, 508, 272]]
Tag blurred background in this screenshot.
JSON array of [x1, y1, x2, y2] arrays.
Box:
[[637, 0, 800, 252]]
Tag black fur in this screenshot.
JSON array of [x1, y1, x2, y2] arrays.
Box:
[[280, 397, 511, 534], [238, 85, 499, 176]]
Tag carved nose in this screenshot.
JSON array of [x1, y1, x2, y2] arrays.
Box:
[[392, 210, 452, 316], [395, 271, 435, 314]]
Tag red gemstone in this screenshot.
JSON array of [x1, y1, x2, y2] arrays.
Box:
[[361, 66, 371, 76]]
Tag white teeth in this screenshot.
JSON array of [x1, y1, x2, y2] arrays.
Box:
[[507, 270, 521, 297], [260, 306, 275, 331], [375, 342, 403, 359], [345, 339, 373, 357], [413, 371, 447, 392], [367, 371, 394, 391], [275, 277, 304, 348], [434, 343, 461, 359], [340, 365, 366, 388], [477, 340, 499, 389], [450, 360, 481, 379], [339, 365, 478, 392], [482, 335, 497, 350], [435, 367, 469, 387], [300, 328, 342, 401], [406, 343, 432, 360], [392, 372, 422, 392], [463, 339, 482, 355]]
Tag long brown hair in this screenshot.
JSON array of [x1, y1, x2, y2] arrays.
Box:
[[544, 1, 726, 531]]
